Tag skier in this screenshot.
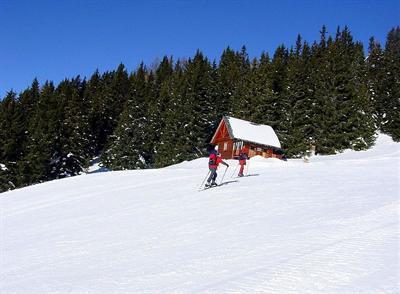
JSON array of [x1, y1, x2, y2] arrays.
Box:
[[206, 149, 229, 187], [237, 147, 249, 177]]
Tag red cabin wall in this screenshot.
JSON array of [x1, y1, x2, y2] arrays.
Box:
[[214, 140, 283, 160], [244, 144, 283, 159], [217, 139, 234, 159], [211, 120, 283, 159], [211, 121, 230, 144], [246, 144, 282, 159]]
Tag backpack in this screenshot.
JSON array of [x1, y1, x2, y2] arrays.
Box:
[[209, 153, 217, 165]]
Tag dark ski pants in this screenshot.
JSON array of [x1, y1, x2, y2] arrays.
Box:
[[207, 168, 217, 183]]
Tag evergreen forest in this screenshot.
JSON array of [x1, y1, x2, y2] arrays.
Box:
[[1, 26, 399, 192]]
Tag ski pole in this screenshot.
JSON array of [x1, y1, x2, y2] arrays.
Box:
[[246, 160, 250, 176], [230, 163, 239, 178], [198, 170, 211, 190], [220, 166, 228, 184]]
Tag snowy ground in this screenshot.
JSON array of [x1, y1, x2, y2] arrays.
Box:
[[1, 134, 399, 293]]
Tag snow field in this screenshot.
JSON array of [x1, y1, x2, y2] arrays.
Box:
[[1, 134, 399, 293]]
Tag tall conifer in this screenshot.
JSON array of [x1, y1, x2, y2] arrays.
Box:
[[380, 27, 400, 140], [102, 63, 150, 169]]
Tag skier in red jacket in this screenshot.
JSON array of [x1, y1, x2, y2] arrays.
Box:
[[206, 149, 229, 187], [237, 148, 249, 177]]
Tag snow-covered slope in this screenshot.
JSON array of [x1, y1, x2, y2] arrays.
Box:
[[1, 135, 399, 293]]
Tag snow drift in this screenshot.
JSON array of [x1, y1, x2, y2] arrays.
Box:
[[1, 134, 399, 293]]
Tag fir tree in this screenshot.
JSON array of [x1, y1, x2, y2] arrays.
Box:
[[0, 91, 21, 190], [146, 56, 174, 165], [182, 51, 216, 158], [97, 64, 131, 159], [315, 27, 375, 153], [22, 82, 61, 184], [154, 60, 187, 167], [282, 36, 318, 156], [0, 162, 15, 192], [55, 77, 90, 177], [102, 63, 150, 169], [84, 70, 107, 155], [0, 92, 23, 164], [216, 47, 240, 116], [380, 27, 400, 140], [262, 44, 289, 134], [232, 46, 251, 119], [309, 31, 336, 154], [366, 37, 385, 130], [249, 52, 275, 125], [16, 79, 41, 185]]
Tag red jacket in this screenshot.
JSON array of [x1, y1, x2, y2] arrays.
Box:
[[209, 153, 224, 169]]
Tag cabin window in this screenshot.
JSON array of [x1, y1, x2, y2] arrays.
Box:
[[223, 142, 228, 151], [233, 141, 243, 150]]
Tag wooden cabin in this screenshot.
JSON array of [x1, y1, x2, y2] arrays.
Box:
[[210, 116, 284, 159]]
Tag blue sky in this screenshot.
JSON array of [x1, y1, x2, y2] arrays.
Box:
[[0, 0, 399, 97]]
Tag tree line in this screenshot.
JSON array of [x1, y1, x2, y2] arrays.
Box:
[[1, 26, 399, 192]]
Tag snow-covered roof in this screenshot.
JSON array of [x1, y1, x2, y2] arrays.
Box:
[[224, 116, 281, 149]]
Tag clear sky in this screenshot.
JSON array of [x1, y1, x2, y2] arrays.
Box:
[[0, 0, 399, 98]]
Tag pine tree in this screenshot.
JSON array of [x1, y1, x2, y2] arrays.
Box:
[[155, 52, 218, 167], [102, 63, 150, 169], [182, 51, 216, 157], [154, 60, 187, 167], [0, 92, 23, 163], [216, 47, 239, 116], [22, 81, 61, 184], [96, 64, 131, 161], [0, 162, 15, 192], [366, 37, 385, 130], [16, 79, 41, 185], [209, 60, 222, 129], [19, 79, 40, 124], [146, 56, 174, 165], [0, 91, 21, 190], [380, 27, 400, 140], [282, 36, 318, 156], [84, 70, 109, 156], [54, 77, 90, 177], [232, 46, 251, 119], [262, 44, 289, 135], [309, 29, 337, 154], [249, 52, 275, 125], [315, 27, 375, 153]]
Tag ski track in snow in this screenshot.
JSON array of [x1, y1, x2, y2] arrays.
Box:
[[1, 134, 399, 293]]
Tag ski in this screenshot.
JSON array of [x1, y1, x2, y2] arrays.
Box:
[[200, 185, 219, 191], [198, 180, 239, 191], [235, 173, 260, 178]]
